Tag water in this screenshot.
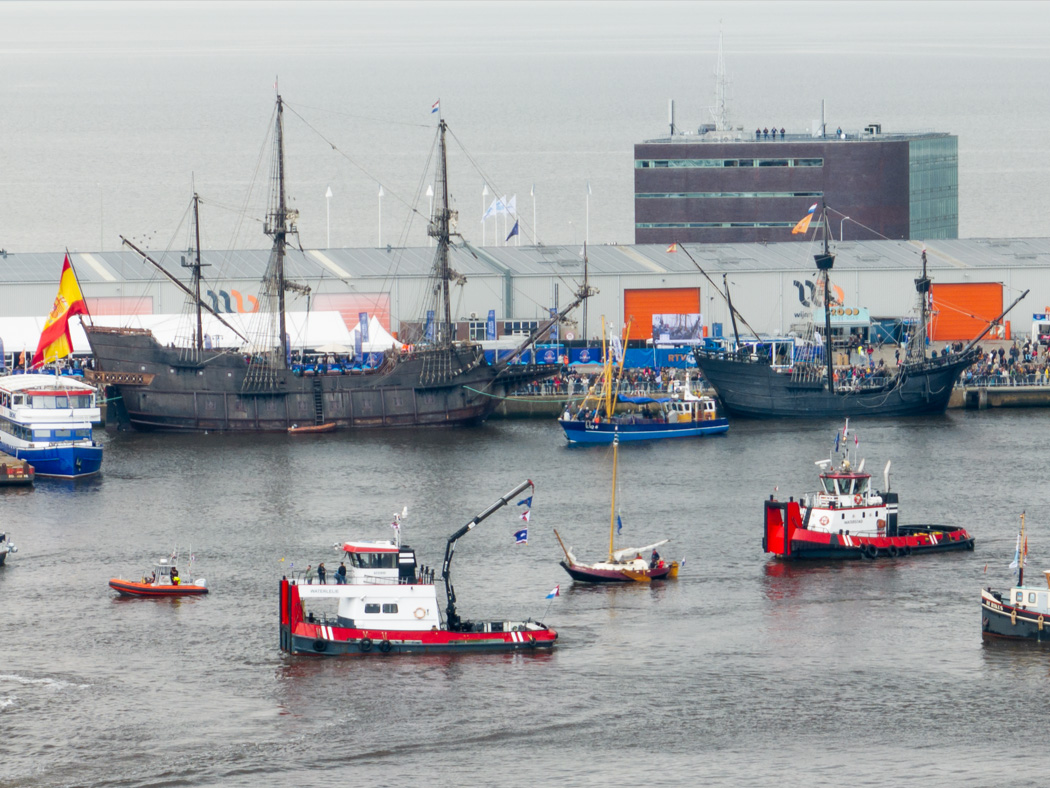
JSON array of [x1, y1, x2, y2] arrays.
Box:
[[4, 410, 1050, 786]]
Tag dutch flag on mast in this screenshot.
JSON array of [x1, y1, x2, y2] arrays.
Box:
[[431, 99, 440, 115]]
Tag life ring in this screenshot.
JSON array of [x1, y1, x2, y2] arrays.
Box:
[[819, 515, 830, 526], [863, 544, 878, 560], [853, 495, 862, 505], [1011, 609, 1017, 626], [414, 607, 426, 619], [312, 639, 327, 653], [359, 637, 374, 652], [877, 519, 886, 529], [378, 639, 392, 653]]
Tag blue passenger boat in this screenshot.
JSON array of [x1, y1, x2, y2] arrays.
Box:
[[0, 374, 103, 478], [558, 392, 728, 444]]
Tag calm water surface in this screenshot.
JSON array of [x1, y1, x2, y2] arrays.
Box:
[[4, 410, 1050, 786]]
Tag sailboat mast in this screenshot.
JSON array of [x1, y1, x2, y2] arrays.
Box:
[[723, 274, 742, 347], [192, 193, 204, 352], [608, 438, 619, 561], [1019, 511, 1027, 587], [908, 248, 932, 365]]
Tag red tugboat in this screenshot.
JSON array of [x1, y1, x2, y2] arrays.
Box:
[[279, 480, 557, 656], [764, 421, 975, 560]]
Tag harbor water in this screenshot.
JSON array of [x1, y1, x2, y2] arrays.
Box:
[[4, 410, 1050, 787]]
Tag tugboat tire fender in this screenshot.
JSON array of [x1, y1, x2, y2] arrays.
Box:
[[887, 546, 900, 558], [966, 540, 975, 551], [528, 636, 537, 648], [1039, 616, 1045, 632], [359, 637, 374, 652], [312, 639, 327, 653], [903, 545, 913, 556], [378, 639, 392, 653], [1011, 609, 1017, 626], [863, 544, 878, 560]]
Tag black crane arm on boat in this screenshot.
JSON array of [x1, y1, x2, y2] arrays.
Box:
[[120, 236, 249, 344], [442, 479, 534, 632]]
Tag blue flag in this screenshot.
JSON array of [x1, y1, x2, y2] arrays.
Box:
[[616, 514, 623, 534], [517, 496, 532, 507], [359, 312, 369, 342], [486, 309, 496, 341], [424, 310, 435, 342], [506, 220, 519, 242], [834, 432, 840, 452], [514, 528, 528, 544]]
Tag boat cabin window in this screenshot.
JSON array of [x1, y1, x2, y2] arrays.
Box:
[[347, 552, 396, 569], [12, 395, 23, 406], [382, 604, 398, 614], [822, 478, 836, 494], [1016, 591, 1024, 603], [855, 477, 869, 495], [1029, 592, 1038, 604], [364, 604, 380, 614]]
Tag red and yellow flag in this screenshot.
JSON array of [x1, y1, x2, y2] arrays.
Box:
[[32, 255, 89, 366], [666, 242, 678, 253]]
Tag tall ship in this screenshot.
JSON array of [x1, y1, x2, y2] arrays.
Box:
[[85, 95, 586, 432], [692, 217, 1025, 419]]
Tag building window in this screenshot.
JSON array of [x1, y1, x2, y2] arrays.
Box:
[[635, 157, 823, 169], [636, 191, 823, 200], [468, 321, 487, 341], [505, 320, 539, 335]]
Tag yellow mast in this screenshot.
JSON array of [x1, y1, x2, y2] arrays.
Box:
[[601, 317, 611, 418], [608, 437, 619, 561]]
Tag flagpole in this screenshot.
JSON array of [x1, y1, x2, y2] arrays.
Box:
[[482, 185, 488, 246], [531, 184, 536, 245]]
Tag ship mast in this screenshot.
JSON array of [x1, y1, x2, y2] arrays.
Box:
[[187, 192, 206, 351], [265, 94, 292, 364], [427, 119, 457, 347], [907, 247, 932, 365], [815, 207, 836, 394]]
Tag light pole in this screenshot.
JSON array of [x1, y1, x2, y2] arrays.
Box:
[[585, 181, 591, 247], [325, 186, 332, 248], [482, 185, 488, 245], [426, 185, 434, 247], [531, 183, 536, 244], [840, 216, 850, 241], [378, 185, 384, 247]]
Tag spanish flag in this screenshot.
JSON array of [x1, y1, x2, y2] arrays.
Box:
[[666, 242, 678, 253], [791, 203, 819, 235], [32, 255, 89, 367]]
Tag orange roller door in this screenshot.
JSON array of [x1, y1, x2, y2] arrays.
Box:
[[929, 283, 1002, 341], [623, 288, 701, 341]]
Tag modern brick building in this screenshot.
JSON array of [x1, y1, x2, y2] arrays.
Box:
[[634, 127, 958, 245]]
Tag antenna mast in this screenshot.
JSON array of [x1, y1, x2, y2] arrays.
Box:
[[710, 30, 730, 132]]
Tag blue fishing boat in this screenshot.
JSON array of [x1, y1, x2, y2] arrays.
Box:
[[558, 392, 728, 443], [557, 318, 728, 444]]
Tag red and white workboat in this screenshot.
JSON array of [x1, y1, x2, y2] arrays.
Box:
[[764, 421, 975, 560], [280, 480, 557, 656], [109, 551, 208, 597]]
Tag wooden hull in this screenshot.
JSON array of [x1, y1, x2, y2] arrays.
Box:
[[109, 579, 208, 597], [559, 560, 677, 583]]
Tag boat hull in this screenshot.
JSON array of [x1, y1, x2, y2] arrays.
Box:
[[559, 560, 677, 582], [764, 499, 974, 560], [559, 417, 729, 443], [694, 348, 977, 418], [86, 327, 550, 433], [109, 579, 208, 597], [5, 443, 102, 479], [981, 590, 1050, 643]]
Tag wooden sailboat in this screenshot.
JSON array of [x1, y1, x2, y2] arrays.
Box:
[[554, 437, 679, 583]]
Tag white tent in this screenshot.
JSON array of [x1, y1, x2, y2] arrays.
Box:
[[0, 310, 355, 357], [348, 315, 404, 353]]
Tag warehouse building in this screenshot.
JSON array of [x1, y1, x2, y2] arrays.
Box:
[[0, 237, 1043, 354]]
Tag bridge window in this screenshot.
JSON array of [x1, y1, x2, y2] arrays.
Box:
[[382, 604, 398, 614], [364, 604, 380, 614]]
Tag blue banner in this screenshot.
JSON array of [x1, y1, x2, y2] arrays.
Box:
[[565, 347, 697, 369], [549, 307, 558, 342], [359, 312, 369, 342], [424, 310, 435, 342], [486, 309, 496, 340], [354, 327, 362, 359]]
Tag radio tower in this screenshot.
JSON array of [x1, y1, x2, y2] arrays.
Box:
[[709, 30, 730, 133]]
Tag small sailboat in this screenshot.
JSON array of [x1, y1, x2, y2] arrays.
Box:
[[981, 512, 1050, 643], [554, 437, 679, 583], [109, 549, 208, 597]]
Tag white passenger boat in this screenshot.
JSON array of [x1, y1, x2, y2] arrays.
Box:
[[0, 373, 102, 478]]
